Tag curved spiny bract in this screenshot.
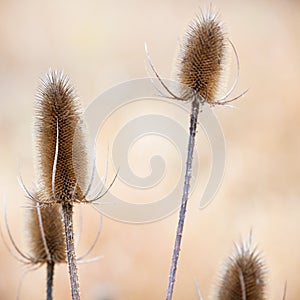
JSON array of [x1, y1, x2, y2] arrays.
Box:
[[216, 242, 266, 300], [178, 12, 226, 103], [35, 70, 88, 204]]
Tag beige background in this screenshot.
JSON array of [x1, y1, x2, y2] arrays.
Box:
[[0, 0, 300, 299]]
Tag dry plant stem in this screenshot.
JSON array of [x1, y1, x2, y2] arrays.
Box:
[[47, 261, 54, 300], [166, 97, 200, 300], [62, 203, 80, 300]]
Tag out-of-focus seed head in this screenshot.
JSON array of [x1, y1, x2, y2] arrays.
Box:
[[215, 240, 267, 300], [28, 192, 66, 264]]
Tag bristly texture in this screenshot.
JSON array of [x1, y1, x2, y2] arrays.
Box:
[[27, 190, 66, 299], [178, 12, 226, 103], [216, 241, 266, 300], [28, 195, 66, 264], [35, 70, 88, 204]]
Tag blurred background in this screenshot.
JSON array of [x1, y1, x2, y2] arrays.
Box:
[[0, 0, 300, 299]]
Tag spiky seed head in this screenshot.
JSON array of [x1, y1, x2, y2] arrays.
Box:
[[34, 70, 88, 204], [215, 241, 267, 300], [178, 12, 226, 103], [28, 192, 66, 264]]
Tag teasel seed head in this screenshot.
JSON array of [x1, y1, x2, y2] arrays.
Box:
[[178, 11, 226, 103], [34, 70, 88, 204], [215, 239, 267, 300], [28, 191, 66, 264]]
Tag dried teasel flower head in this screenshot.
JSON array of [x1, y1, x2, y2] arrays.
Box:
[[178, 10, 227, 103], [34, 70, 88, 205], [214, 237, 267, 300], [146, 8, 246, 106], [28, 191, 66, 264]]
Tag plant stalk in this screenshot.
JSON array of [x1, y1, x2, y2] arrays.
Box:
[[166, 97, 200, 300], [62, 203, 80, 300], [46, 261, 54, 300]]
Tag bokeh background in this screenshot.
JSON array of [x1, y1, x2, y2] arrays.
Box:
[[0, 0, 300, 299]]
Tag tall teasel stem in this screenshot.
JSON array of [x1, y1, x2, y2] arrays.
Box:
[[34, 70, 88, 300], [62, 203, 80, 300], [166, 96, 200, 300], [166, 11, 228, 299], [46, 260, 55, 300]]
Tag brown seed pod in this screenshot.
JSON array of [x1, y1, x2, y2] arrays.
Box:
[[215, 240, 267, 300], [28, 193, 66, 264], [34, 70, 88, 204], [178, 12, 226, 103]]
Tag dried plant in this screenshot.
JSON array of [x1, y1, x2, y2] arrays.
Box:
[[34, 71, 88, 205], [28, 193, 66, 300], [0, 193, 66, 300], [214, 237, 267, 300], [7, 70, 107, 299], [1, 6, 277, 300], [178, 12, 226, 104], [1, 188, 103, 299], [145, 7, 246, 298], [28, 203, 66, 265], [149, 10, 244, 300], [31, 70, 89, 300]]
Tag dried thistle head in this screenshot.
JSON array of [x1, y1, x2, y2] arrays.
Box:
[[34, 70, 88, 204], [28, 192, 66, 264], [178, 11, 226, 103], [215, 239, 267, 300], [146, 9, 245, 105]]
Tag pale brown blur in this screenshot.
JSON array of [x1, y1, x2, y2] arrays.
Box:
[[0, 0, 300, 299]]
